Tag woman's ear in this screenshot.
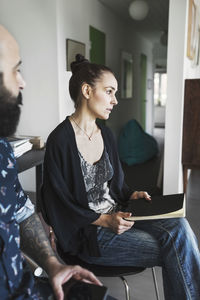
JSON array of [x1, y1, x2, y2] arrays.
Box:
[[81, 83, 91, 99]]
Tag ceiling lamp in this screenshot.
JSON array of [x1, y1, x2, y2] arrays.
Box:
[[129, 0, 149, 21]]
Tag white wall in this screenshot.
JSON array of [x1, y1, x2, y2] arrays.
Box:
[[185, 57, 200, 78], [164, 0, 187, 194], [163, 0, 200, 194], [0, 0, 60, 140], [0, 0, 60, 191]]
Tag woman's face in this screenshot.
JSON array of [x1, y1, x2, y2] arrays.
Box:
[[87, 71, 118, 120]]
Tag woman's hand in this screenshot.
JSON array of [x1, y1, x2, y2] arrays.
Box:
[[106, 212, 135, 234], [93, 212, 134, 234], [130, 191, 151, 201]]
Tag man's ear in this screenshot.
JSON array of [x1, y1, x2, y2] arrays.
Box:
[[81, 83, 91, 99]]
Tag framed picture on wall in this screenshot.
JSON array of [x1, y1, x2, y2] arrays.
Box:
[[121, 51, 133, 99], [187, 0, 198, 60], [66, 39, 86, 71]]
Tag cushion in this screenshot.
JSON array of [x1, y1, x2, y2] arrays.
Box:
[[118, 119, 158, 166]]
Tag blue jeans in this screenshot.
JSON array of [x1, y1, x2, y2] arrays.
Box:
[[79, 218, 200, 300]]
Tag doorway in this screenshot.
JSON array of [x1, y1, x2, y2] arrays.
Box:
[[154, 72, 167, 128]]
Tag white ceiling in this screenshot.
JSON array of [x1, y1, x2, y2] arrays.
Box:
[[99, 0, 169, 43]]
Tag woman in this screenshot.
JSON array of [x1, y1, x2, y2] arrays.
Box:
[[41, 54, 200, 299]]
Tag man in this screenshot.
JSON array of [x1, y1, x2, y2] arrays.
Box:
[[0, 25, 101, 300]]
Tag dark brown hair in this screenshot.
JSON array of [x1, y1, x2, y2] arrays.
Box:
[[69, 54, 114, 109]]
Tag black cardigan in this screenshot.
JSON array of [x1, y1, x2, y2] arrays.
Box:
[[40, 117, 133, 257]]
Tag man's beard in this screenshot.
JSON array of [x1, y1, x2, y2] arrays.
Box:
[[0, 75, 22, 137]]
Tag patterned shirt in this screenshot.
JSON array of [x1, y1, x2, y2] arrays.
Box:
[[0, 138, 52, 299], [78, 148, 117, 214]]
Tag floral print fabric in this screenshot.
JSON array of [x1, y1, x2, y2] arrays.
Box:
[[0, 138, 52, 299]]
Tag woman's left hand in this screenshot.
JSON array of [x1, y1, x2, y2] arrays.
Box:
[[130, 191, 151, 201]]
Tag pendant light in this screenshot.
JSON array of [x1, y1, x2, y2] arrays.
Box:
[[129, 0, 149, 21]]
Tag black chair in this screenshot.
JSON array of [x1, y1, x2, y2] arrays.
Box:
[[61, 253, 160, 300], [38, 210, 161, 300]]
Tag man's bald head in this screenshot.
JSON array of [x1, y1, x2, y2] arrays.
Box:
[[0, 25, 24, 137], [0, 25, 19, 71], [0, 25, 25, 97]]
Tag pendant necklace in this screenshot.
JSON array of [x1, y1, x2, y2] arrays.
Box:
[[71, 116, 95, 141]]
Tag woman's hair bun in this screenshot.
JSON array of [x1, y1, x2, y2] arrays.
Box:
[[71, 54, 89, 74]]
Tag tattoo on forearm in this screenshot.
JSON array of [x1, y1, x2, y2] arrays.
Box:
[[20, 213, 55, 270]]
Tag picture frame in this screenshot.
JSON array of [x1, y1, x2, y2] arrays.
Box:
[[66, 39, 86, 71], [195, 26, 200, 65], [121, 51, 133, 99], [187, 0, 197, 60]]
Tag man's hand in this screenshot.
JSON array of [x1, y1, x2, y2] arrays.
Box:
[[20, 213, 101, 300], [47, 257, 102, 300], [130, 191, 151, 201], [93, 212, 134, 234]]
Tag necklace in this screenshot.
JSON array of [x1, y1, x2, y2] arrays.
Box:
[[71, 116, 95, 141]]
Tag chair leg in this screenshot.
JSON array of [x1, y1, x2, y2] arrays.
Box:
[[120, 276, 130, 300], [151, 267, 160, 300]]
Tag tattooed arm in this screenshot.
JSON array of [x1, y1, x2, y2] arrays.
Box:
[[20, 212, 56, 268], [20, 213, 101, 300]]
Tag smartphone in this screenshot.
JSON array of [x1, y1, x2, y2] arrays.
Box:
[[63, 280, 108, 300]]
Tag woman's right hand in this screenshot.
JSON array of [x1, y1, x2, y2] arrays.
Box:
[[93, 212, 134, 234]]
